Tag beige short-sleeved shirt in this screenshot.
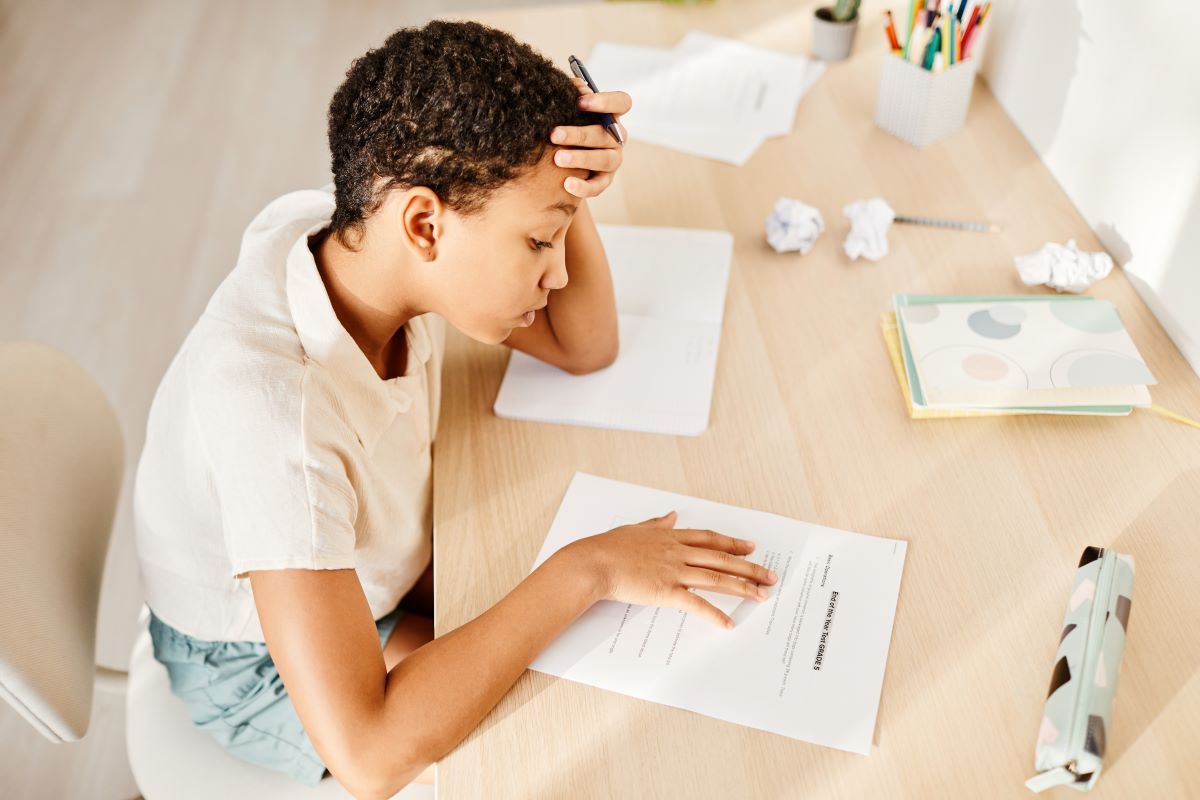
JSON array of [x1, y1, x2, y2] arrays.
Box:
[[134, 187, 444, 642]]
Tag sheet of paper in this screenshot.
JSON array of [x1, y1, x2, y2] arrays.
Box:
[[628, 119, 765, 166], [673, 31, 826, 137], [529, 473, 908, 756], [583, 41, 762, 165], [586, 40, 762, 130], [585, 35, 825, 165], [494, 225, 732, 436]]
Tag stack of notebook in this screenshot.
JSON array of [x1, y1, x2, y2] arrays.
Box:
[[881, 294, 1156, 418]]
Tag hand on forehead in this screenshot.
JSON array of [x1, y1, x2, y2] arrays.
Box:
[[549, 77, 631, 199]]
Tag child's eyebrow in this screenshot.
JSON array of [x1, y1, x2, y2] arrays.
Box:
[[544, 201, 579, 218]]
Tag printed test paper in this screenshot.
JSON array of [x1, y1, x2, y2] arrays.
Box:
[[528, 473, 908, 755]]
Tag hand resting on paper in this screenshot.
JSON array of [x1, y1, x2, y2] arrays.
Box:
[[550, 77, 631, 199], [563, 511, 779, 629]]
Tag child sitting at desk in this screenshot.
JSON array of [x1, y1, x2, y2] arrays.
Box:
[[133, 20, 777, 798]]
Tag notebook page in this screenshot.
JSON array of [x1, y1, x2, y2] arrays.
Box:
[[493, 225, 733, 436]]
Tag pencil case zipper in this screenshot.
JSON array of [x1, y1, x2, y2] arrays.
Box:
[[1062, 547, 1115, 778]]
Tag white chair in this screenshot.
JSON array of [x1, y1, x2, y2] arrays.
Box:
[[0, 341, 430, 799], [126, 619, 431, 799], [0, 341, 124, 747]]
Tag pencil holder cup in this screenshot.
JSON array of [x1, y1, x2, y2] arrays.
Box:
[[873, 53, 977, 148]]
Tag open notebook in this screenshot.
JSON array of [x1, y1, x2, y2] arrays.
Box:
[[493, 224, 733, 436]]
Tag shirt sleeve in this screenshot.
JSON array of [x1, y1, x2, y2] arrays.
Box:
[[186, 348, 359, 579]]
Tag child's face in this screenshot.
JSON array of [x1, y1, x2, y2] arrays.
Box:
[[429, 153, 590, 344]]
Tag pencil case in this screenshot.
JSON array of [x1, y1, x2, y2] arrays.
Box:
[[1026, 546, 1134, 793]]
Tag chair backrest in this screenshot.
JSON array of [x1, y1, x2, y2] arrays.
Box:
[[0, 341, 123, 742]]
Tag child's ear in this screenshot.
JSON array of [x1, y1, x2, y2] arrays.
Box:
[[398, 187, 444, 261]]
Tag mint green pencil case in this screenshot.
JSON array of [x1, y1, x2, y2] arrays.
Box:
[[1026, 547, 1134, 793]]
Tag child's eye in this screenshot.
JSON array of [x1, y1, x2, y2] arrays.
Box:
[[531, 238, 554, 250]]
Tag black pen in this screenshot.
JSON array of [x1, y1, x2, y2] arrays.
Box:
[[568, 55, 625, 145]]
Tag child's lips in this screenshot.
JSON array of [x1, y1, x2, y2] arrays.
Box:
[[519, 302, 547, 326]]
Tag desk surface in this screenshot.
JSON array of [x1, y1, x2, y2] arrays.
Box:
[[432, 2, 1200, 797]]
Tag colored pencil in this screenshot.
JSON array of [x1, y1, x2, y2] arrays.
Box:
[[885, 10, 902, 51], [895, 214, 1001, 233]]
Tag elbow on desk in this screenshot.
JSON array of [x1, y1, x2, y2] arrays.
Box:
[[561, 335, 619, 375], [326, 736, 433, 800], [334, 757, 430, 800]]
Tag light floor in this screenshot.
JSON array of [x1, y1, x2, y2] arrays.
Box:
[[0, 0, 577, 796]]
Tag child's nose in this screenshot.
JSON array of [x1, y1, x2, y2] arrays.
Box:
[[541, 255, 568, 291]]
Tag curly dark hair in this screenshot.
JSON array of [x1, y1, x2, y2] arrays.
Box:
[[326, 20, 591, 244]]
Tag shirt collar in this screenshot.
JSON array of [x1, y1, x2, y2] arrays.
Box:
[[284, 198, 434, 454]]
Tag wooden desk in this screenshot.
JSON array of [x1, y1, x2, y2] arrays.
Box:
[[433, 2, 1200, 797]]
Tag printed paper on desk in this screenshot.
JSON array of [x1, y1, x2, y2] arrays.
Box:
[[672, 31, 826, 137], [629, 119, 766, 166], [583, 41, 763, 165], [528, 473, 908, 756], [584, 35, 825, 165], [494, 225, 733, 436]]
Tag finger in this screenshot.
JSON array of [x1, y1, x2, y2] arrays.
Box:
[[554, 147, 622, 173], [571, 77, 589, 94], [564, 173, 613, 199], [684, 547, 778, 586], [674, 528, 756, 555], [640, 510, 678, 528], [551, 125, 620, 148], [578, 90, 633, 116], [681, 567, 769, 601], [670, 588, 734, 629]]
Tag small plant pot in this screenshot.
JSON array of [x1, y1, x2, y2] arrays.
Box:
[[812, 7, 858, 62]]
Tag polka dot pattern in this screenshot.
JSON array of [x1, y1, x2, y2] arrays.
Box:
[[967, 307, 1023, 339], [1050, 301, 1123, 334]]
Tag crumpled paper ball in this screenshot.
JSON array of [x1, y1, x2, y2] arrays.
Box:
[[765, 197, 825, 255], [843, 197, 895, 261], [1015, 240, 1114, 293]]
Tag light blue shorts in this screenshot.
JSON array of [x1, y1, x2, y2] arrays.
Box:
[[148, 606, 403, 786]]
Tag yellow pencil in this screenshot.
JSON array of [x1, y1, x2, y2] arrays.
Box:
[[942, 11, 950, 66]]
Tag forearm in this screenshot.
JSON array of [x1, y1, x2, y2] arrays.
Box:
[[547, 200, 619, 357], [498, 201, 618, 374], [360, 545, 603, 791]]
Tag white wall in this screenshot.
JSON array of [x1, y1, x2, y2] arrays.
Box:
[[980, 0, 1200, 377]]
